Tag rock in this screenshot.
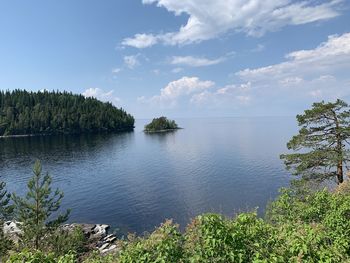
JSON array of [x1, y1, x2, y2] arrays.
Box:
[[98, 243, 110, 251], [105, 235, 117, 243], [3, 221, 22, 243], [3, 221, 118, 254], [101, 244, 118, 254], [91, 224, 109, 239]]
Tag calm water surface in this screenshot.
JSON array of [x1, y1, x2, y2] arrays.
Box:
[[0, 117, 297, 234]]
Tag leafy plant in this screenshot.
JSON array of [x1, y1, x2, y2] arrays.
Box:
[[7, 250, 76, 263], [118, 219, 183, 263]]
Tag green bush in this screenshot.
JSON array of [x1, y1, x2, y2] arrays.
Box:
[[0, 229, 13, 260], [118, 219, 183, 263], [266, 188, 350, 262], [7, 250, 76, 263], [46, 226, 87, 257]]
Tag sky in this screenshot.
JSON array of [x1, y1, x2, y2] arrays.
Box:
[[0, 0, 349, 118]]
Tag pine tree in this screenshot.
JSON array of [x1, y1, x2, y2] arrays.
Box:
[[12, 160, 70, 250], [0, 181, 13, 220], [281, 99, 350, 184], [0, 181, 13, 258]]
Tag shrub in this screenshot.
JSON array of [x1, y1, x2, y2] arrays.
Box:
[[118, 219, 183, 263], [46, 226, 87, 257], [7, 250, 76, 263]]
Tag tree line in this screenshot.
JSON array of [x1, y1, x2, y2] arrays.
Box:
[[0, 90, 135, 136]]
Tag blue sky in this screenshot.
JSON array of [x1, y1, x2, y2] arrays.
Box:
[[0, 0, 349, 118]]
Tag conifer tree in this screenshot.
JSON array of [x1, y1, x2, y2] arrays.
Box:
[[12, 160, 70, 250], [0, 181, 13, 258], [281, 99, 350, 184], [0, 181, 13, 220]]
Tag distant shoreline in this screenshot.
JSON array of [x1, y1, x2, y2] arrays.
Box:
[[0, 128, 135, 139], [143, 128, 183, 133], [0, 134, 42, 139]]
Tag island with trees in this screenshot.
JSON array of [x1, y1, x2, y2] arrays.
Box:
[[0, 90, 135, 136], [144, 116, 180, 133]]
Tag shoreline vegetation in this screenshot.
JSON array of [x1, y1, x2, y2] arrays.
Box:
[[1, 99, 350, 262], [144, 116, 181, 133], [0, 90, 135, 137]]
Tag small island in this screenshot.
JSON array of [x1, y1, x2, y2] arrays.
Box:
[[144, 116, 181, 133]]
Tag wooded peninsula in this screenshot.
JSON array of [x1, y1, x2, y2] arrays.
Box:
[[0, 90, 135, 136]]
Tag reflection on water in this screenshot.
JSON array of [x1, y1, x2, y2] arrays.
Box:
[[0, 117, 297, 234]]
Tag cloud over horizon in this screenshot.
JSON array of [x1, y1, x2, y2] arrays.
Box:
[[83, 88, 121, 105], [138, 76, 214, 107], [139, 33, 350, 113]]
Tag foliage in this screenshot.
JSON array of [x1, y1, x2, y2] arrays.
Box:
[[280, 99, 350, 184], [83, 251, 117, 263], [0, 181, 14, 259], [0, 181, 13, 220], [183, 213, 278, 263], [0, 227, 13, 261], [12, 160, 70, 250], [84, 189, 350, 263], [117, 219, 183, 263], [266, 188, 350, 262], [0, 89, 134, 136], [46, 226, 87, 257], [144, 117, 179, 132], [6, 250, 76, 263]]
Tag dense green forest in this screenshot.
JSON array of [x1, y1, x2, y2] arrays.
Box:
[[0, 90, 134, 136], [144, 116, 179, 132]]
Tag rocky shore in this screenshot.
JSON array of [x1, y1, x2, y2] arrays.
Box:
[[3, 221, 119, 254]]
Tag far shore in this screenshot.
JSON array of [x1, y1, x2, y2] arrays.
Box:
[[0, 134, 45, 139], [143, 127, 183, 133], [0, 128, 135, 139]]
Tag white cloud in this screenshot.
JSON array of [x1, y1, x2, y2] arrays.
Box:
[[137, 33, 350, 113], [122, 33, 159, 48], [172, 67, 183, 73], [191, 82, 252, 106], [170, 56, 225, 67], [112, 68, 121, 74], [83, 88, 121, 105], [139, 76, 214, 107], [234, 32, 350, 101], [124, 55, 140, 69], [123, 0, 343, 48], [309, 89, 323, 98], [237, 33, 350, 81]]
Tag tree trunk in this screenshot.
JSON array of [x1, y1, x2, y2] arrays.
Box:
[[333, 110, 344, 184], [337, 160, 344, 184]]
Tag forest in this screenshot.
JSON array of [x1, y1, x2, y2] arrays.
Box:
[[0, 90, 134, 136]]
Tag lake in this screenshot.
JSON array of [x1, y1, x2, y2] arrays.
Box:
[[0, 117, 297, 235]]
